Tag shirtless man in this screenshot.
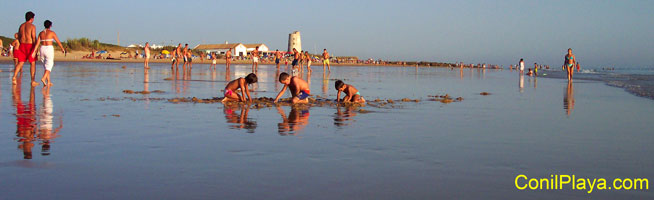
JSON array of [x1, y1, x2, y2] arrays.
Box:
[[182, 44, 189, 71], [274, 72, 311, 104], [274, 49, 282, 69], [144, 42, 150, 69], [322, 49, 332, 72], [304, 51, 312, 72], [225, 48, 232, 69], [13, 11, 38, 86], [171, 43, 181, 71], [291, 48, 300, 75], [251, 46, 260, 73], [186, 50, 193, 71]]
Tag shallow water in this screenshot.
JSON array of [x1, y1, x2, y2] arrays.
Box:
[[0, 62, 653, 199]]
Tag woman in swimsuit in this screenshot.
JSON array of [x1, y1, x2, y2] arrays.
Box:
[[31, 20, 65, 87], [564, 48, 576, 81]]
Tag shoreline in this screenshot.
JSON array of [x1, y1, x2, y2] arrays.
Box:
[[0, 56, 406, 67]]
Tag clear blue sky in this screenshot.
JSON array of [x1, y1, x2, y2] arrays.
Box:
[[1, 0, 652, 68]]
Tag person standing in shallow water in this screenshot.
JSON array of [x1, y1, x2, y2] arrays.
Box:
[[13, 11, 38, 86], [564, 48, 576, 80], [31, 20, 65, 87], [144, 42, 150, 69], [225, 48, 232, 69]]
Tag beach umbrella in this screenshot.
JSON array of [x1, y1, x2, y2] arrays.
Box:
[[96, 50, 107, 54], [161, 50, 170, 55]]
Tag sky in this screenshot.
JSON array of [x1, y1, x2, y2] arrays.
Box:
[[1, 0, 653, 68]]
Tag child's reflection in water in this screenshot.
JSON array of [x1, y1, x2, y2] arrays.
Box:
[[276, 106, 309, 136]]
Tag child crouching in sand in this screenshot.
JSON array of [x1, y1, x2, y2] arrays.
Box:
[[223, 73, 257, 103], [335, 80, 365, 103], [274, 72, 311, 104]]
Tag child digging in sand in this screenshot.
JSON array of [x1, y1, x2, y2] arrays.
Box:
[[274, 72, 311, 104], [335, 80, 366, 103], [222, 73, 257, 103]]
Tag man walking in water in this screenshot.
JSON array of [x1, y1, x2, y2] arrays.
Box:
[[225, 48, 232, 69], [13, 11, 38, 86], [291, 48, 300, 75], [322, 49, 331, 72], [564, 48, 576, 81], [172, 43, 181, 72], [275, 49, 282, 69], [182, 44, 189, 71], [518, 58, 525, 74], [144, 42, 150, 69], [251, 46, 260, 73]]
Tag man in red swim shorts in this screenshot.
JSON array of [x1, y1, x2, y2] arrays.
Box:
[[13, 11, 38, 86]]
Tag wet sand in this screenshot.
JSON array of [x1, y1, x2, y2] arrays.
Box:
[[0, 62, 653, 199]]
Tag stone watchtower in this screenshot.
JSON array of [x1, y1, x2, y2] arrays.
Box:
[[288, 31, 302, 52]]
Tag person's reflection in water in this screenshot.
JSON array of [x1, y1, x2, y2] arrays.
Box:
[[533, 76, 538, 89], [144, 69, 150, 104], [275, 67, 281, 92], [223, 105, 257, 133], [38, 86, 62, 156], [276, 106, 309, 136], [13, 82, 37, 159], [322, 71, 329, 96], [564, 80, 575, 116], [519, 73, 524, 93], [225, 66, 231, 82], [459, 68, 464, 80], [334, 106, 357, 127]]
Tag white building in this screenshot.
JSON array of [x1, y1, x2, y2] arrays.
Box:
[[243, 44, 269, 53], [288, 31, 301, 52], [194, 43, 247, 57]]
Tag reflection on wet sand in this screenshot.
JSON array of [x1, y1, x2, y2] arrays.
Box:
[[519, 74, 524, 93], [223, 105, 257, 133], [10, 81, 64, 159], [276, 106, 310, 136], [322, 71, 329, 96], [564, 80, 575, 116], [38, 86, 62, 156], [334, 106, 357, 127], [13, 83, 37, 159]]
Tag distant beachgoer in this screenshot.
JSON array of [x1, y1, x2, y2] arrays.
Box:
[[251, 46, 260, 73], [187, 50, 193, 70], [211, 52, 217, 69], [144, 42, 150, 69], [222, 73, 258, 103], [335, 80, 365, 103], [30, 20, 65, 87], [275, 49, 282, 69], [226, 48, 232, 69], [526, 68, 533, 76], [564, 48, 576, 80], [291, 48, 300, 75], [182, 44, 189, 70], [172, 43, 181, 71], [274, 72, 310, 104], [304, 51, 312, 72], [519, 58, 525, 74], [12, 33, 21, 69], [13, 11, 38, 86], [533, 63, 538, 76], [576, 62, 580, 72]]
